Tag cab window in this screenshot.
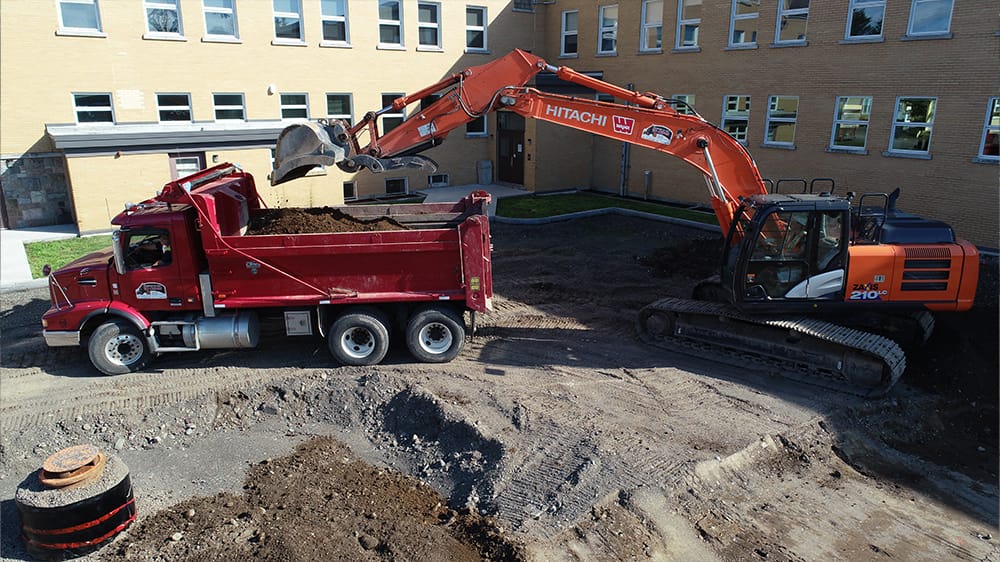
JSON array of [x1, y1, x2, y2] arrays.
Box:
[[124, 231, 172, 270]]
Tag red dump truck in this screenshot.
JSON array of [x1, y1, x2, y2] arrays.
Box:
[[41, 163, 493, 375]]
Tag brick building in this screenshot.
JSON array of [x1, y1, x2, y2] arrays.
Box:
[[1, 1, 997, 247]]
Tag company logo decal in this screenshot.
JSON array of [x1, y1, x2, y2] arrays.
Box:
[[136, 282, 167, 300], [613, 115, 635, 135], [641, 125, 673, 146], [545, 104, 608, 127]]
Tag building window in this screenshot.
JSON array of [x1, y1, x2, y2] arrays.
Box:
[[830, 96, 872, 151], [327, 93, 353, 124], [417, 2, 441, 50], [765, 95, 799, 146], [273, 0, 303, 42], [169, 153, 205, 179], [378, 0, 403, 48], [561, 11, 578, 57], [676, 0, 701, 49], [157, 93, 192, 122], [203, 0, 237, 39], [775, 0, 809, 44], [58, 0, 103, 34], [512, 0, 533, 12], [907, 0, 953, 36], [145, 0, 183, 36], [729, 0, 759, 47], [846, 0, 884, 39], [598, 5, 618, 55], [385, 177, 408, 195], [979, 98, 1000, 160], [213, 93, 245, 121], [467, 115, 487, 137], [673, 94, 696, 115], [466, 6, 487, 52], [427, 174, 450, 187], [640, 0, 663, 51], [381, 93, 404, 133], [343, 181, 357, 201], [722, 95, 750, 142], [73, 93, 114, 123], [890, 97, 936, 154], [321, 0, 349, 45], [280, 93, 309, 119]]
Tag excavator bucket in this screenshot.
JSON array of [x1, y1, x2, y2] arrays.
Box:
[[271, 121, 348, 186]]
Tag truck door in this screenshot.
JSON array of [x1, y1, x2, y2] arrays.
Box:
[[117, 229, 194, 310]]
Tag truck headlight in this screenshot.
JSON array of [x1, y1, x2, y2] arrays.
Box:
[[41, 319, 48, 328]]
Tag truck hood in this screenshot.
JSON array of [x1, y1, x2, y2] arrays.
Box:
[[56, 248, 114, 274], [49, 249, 113, 306]]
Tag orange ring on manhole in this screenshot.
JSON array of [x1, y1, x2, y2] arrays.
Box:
[[39, 445, 106, 488]]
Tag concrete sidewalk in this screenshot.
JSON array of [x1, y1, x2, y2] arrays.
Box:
[[1, 225, 78, 291]]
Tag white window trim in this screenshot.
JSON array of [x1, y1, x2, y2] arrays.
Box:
[[280, 93, 310, 121], [156, 93, 193, 122], [417, 2, 442, 51], [213, 92, 246, 121], [978, 97, 1000, 161], [427, 173, 450, 188], [906, 0, 954, 37], [380, 93, 405, 133], [343, 181, 357, 201], [143, 0, 185, 41], [202, 0, 239, 42], [845, 0, 885, 40], [73, 92, 115, 125], [597, 5, 618, 56], [763, 95, 799, 147], [466, 115, 488, 137], [728, 0, 759, 48], [465, 6, 488, 53], [385, 177, 409, 195], [320, 0, 351, 47], [639, 0, 663, 52], [377, 0, 404, 50], [672, 94, 696, 115], [888, 96, 936, 155], [829, 95, 872, 152], [675, 0, 700, 50], [57, 0, 106, 37], [272, 0, 305, 45], [721, 95, 751, 144], [560, 10, 579, 57], [774, 1, 809, 45], [326, 93, 354, 124]]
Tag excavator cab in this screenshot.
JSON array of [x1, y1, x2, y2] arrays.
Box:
[[722, 194, 850, 313]]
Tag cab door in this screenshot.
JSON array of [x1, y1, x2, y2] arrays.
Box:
[[116, 228, 198, 311]]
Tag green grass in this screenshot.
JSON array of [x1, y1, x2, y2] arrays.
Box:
[[496, 192, 718, 225], [24, 235, 113, 279]]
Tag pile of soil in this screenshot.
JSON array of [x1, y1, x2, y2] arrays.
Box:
[[248, 208, 408, 235]]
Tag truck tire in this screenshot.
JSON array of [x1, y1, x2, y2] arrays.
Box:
[[87, 319, 152, 375], [328, 307, 390, 366], [405, 305, 465, 363]]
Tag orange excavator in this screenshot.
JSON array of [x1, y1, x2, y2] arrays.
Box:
[[271, 49, 978, 396]]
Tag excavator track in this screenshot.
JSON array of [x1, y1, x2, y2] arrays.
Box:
[[637, 298, 906, 398]]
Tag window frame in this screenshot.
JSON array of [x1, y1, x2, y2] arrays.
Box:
[[675, 0, 701, 50], [844, 0, 885, 40], [763, 95, 799, 148], [728, 0, 759, 48], [597, 5, 618, 56], [213, 92, 246, 121], [774, 0, 809, 45], [144, 0, 185, 39], [466, 115, 488, 137], [73, 92, 115, 124], [561, 10, 579, 57], [906, 0, 954, 37], [156, 93, 193, 122], [343, 180, 357, 201], [828, 96, 873, 152], [888, 96, 937, 156], [272, 0, 305, 45], [721, 95, 751, 144], [380, 93, 405, 134], [640, 0, 663, 52], [385, 177, 408, 196], [977, 97, 999, 161], [417, 2, 442, 51], [326, 93, 354, 124], [377, 0, 404, 49], [280, 93, 310, 120], [57, 0, 105, 37], [202, 0, 238, 41], [320, 0, 350, 46], [465, 6, 488, 53], [672, 94, 696, 115]]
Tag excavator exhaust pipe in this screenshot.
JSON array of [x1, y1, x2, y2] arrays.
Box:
[[271, 121, 349, 186]]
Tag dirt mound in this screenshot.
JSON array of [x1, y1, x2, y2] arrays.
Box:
[[248, 208, 408, 235], [108, 437, 523, 562]]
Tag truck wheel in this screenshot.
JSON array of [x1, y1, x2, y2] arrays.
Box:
[[88, 319, 152, 375], [405, 305, 465, 363], [328, 307, 390, 366]]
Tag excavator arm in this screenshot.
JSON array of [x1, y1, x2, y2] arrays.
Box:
[[271, 48, 766, 233]]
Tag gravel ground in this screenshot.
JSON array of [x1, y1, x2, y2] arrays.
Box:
[[1, 216, 997, 561]]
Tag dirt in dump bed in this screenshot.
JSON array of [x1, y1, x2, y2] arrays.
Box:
[[108, 437, 523, 562], [247, 207, 409, 235]]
